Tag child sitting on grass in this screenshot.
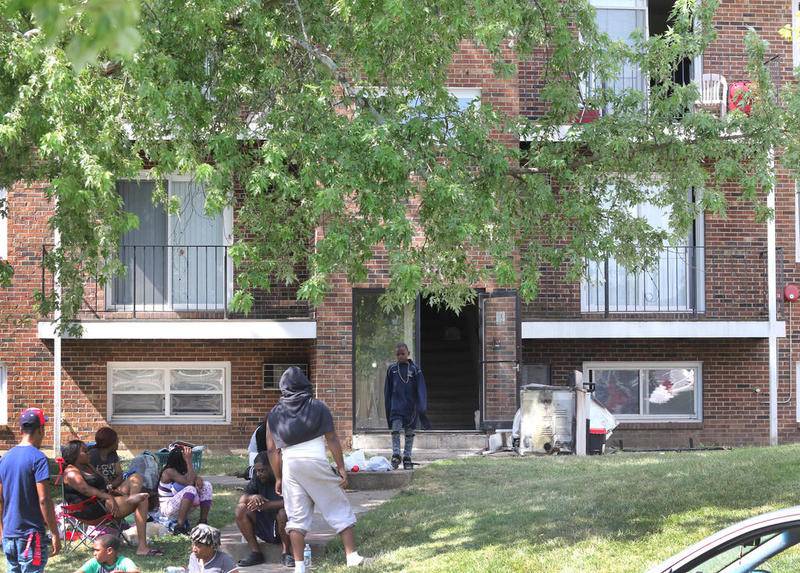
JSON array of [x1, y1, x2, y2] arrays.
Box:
[[74, 535, 139, 573]]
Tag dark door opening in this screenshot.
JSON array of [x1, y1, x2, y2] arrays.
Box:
[[420, 300, 480, 430]]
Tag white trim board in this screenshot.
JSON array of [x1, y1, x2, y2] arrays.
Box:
[[37, 320, 317, 340], [522, 320, 784, 339]]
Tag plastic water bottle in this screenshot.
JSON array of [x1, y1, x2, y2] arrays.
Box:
[[165, 567, 186, 573], [303, 543, 312, 568]]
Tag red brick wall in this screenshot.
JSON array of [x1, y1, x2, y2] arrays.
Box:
[[0, 182, 56, 449], [57, 339, 312, 452], [522, 338, 771, 448]]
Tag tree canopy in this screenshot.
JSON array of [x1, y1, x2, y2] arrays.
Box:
[[0, 0, 793, 330]]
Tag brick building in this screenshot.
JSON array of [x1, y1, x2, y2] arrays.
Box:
[[0, 0, 798, 453]]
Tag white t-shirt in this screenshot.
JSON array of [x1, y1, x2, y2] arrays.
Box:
[[282, 435, 327, 461]]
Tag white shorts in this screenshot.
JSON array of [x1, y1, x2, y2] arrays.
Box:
[[282, 458, 356, 534]]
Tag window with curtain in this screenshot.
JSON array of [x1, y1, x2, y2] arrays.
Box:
[[0, 188, 7, 260], [588, 363, 701, 420], [587, 0, 648, 108], [582, 187, 701, 313], [108, 362, 230, 423], [111, 178, 230, 309]]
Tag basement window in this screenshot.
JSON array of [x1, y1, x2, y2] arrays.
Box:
[[108, 362, 231, 424], [585, 362, 702, 421]]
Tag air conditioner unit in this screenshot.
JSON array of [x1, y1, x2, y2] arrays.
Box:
[[263, 363, 308, 390]]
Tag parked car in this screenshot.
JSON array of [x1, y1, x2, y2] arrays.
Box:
[[647, 505, 800, 573]]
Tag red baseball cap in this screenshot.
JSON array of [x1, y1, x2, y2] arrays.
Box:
[[19, 408, 48, 429]]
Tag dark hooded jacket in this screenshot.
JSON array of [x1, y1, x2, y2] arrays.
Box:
[[267, 367, 335, 449], [384, 360, 431, 430]]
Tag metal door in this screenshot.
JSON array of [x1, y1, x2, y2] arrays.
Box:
[[479, 290, 521, 427]]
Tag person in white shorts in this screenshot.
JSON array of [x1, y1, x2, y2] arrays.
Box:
[[266, 367, 366, 572]]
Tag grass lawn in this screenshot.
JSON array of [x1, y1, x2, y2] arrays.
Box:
[[7, 445, 800, 572], [316, 444, 800, 573]]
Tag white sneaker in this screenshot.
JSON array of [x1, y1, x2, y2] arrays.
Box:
[[346, 552, 371, 567]]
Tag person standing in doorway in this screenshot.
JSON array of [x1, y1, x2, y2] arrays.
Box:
[[384, 342, 430, 470], [266, 367, 367, 572], [0, 408, 61, 573]]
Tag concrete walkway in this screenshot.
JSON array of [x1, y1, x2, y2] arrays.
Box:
[[218, 488, 399, 572]]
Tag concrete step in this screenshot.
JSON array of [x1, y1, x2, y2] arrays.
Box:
[[359, 448, 480, 463], [353, 431, 487, 451], [346, 469, 412, 490]]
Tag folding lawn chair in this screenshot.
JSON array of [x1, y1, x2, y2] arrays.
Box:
[[54, 457, 124, 553]]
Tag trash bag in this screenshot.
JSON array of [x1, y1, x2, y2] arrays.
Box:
[[344, 450, 367, 471], [365, 456, 392, 472]]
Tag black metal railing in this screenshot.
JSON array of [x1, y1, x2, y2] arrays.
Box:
[[43, 244, 232, 316], [583, 246, 704, 316]]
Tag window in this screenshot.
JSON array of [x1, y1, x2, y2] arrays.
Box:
[[585, 362, 701, 421], [108, 362, 231, 424], [111, 176, 233, 309], [581, 187, 705, 313], [585, 0, 648, 110], [0, 188, 7, 260], [585, 0, 698, 112], [263, 363, 308, 390], [0, 364, 6, 425], [796, 182, 800, 263]]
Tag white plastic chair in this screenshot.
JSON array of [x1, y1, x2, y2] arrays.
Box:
[[697, 73, 728, 117]]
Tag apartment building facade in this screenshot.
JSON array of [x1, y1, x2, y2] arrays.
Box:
[[0, 0, 797, 452]]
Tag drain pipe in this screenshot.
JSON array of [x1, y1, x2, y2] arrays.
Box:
[[53, 224, 62, 457], [768, 149, 778, 446]]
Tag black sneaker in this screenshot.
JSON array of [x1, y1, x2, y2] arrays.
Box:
[[238, 552, 265, 567], [172, 523, 189, 535], [390, 454, 401, 470], [403, 456, 413, 470], [281, 553, 295, 568]]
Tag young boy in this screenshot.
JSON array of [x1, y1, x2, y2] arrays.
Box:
[[235, 451, 292, 567], [384, 342, 430, 470], [74, 535, 139, 573]]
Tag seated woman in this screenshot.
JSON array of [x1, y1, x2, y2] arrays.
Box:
[[89, 427, 126, 489], [158, 446, 213, 534], [62, 440, 162, 556]]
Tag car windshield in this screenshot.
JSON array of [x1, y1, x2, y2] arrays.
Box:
[[687, 533, 779, 572], [684, 528, 800, 573]]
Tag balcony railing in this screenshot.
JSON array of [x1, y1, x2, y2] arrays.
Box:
[[43, 244, 233, 317], [582, 246, 704, 316]]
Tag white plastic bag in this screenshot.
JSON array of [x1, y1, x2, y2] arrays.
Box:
[[344, 450, 367, 471], [365, 456, 392, 472]]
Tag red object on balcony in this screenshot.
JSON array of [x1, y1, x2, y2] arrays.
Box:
[[785, 284, 800, 302], [574, 108, 601, 124], [728, 81, 752, 115]]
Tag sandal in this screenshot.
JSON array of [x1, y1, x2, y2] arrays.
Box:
[[138, 548, 165, 557]]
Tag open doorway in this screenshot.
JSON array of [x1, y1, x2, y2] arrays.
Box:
[[420, 300, 480, 430]]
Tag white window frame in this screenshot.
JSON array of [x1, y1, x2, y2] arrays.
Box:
[[110, 173, 234, 311], [447, 87, 481, 109], [794, 0, 800, 70], [795, 182, 800, 263], [584, 361, 703, 422], [107, 361, 232, 425], [0, 364, 7, 425], [0, 188, 7, 260]]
